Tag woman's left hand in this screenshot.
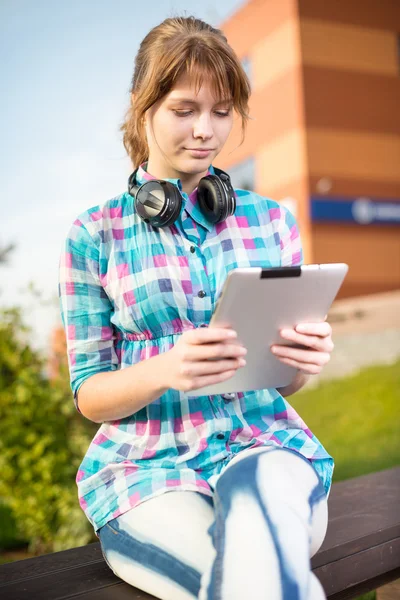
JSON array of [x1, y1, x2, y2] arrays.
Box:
[[270, 320, 334, 375]]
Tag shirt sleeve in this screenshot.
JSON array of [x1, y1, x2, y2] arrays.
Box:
[[278, 205, 304, 267], [58, 219, 118, 411]]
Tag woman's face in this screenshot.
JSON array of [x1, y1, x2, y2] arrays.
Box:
[[144, 73, 234, 185]]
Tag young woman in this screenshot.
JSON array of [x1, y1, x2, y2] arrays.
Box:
[[59, 15, 335, 600]]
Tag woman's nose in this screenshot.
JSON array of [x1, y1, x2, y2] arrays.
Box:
[[193, 114, 213, 140]]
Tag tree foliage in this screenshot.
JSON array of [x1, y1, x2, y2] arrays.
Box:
[[0, 307, 98, 555]]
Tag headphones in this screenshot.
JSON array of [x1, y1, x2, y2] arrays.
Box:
[[127, 166, 236, 228]]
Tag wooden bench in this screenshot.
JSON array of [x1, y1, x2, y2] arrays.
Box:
[[1, 467, 399, 600]]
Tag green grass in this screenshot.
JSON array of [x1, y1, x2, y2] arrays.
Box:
[[295, 359, 400, 483]]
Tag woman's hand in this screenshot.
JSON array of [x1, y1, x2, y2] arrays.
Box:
[[271, 320, 334, 375], [161, 327, 247, 392]]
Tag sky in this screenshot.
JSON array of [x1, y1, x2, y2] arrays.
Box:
[[0, 0, 246, 352]]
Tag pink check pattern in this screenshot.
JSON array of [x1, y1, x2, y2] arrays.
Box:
[[59, 163, 334, 534]]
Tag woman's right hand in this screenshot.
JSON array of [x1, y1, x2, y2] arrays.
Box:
[[161, 327, 247, 392]]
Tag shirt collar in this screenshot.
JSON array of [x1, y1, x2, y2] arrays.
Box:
[[135, 162, 216, 232]]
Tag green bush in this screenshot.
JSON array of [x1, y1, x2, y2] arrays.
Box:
[[0, 502, 27, 551], [0, 307, 97, 555]]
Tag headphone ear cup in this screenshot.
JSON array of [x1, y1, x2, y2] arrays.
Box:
[[133, 181, 182, 228], [198, 175, 229, 224]]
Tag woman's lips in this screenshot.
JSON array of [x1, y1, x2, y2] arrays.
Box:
[[185, 148, 214, 158]]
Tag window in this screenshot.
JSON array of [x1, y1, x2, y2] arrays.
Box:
[[228, 156, 255, 191]]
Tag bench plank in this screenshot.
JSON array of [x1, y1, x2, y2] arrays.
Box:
[[0, 543, 102, 586], [79, 587, 155, 599], [315, 541, 400, 599], [1, 467, 399, 600], [312, 467, 400, 569]]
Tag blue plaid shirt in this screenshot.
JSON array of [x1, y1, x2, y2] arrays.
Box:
[[59, 163, 334, 534]]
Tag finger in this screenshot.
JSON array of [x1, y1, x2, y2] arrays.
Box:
[[279, 329, 334, 352], [187, 342, 247, 362], [275, 356, 322, 375], [189, 369, 237, 390], [188, 327, 237, 344], [271, 344, 331, 366], [294, 322, 332, 337], [206, 357, 246, 374], [182, 357, 246, 377]]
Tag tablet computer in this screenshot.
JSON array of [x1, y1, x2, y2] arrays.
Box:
[[189, 263, 348, 396]]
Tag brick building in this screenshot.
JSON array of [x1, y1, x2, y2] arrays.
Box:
[[217, 0, 400, 298]]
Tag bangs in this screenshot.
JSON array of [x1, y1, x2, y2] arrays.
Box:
[[167, 39, 249, 109], [183, 57, 232, 104]]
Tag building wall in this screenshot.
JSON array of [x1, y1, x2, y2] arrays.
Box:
[[218, 0, 400, 298], [217, 0, 313, 259], [299, 0, 400, 297]]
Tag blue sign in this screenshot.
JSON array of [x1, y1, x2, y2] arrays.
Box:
[[311, 196, 400, 225]]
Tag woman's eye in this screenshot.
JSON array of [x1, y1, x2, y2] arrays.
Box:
[[173, 110, 230, 118]]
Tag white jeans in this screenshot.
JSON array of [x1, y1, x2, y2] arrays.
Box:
[[98, 446, 329, 600]]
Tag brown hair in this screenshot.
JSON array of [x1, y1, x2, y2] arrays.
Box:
[[120, 15, 251, 168]]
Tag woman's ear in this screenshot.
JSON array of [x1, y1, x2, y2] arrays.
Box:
[[143, 108, 150, 129]]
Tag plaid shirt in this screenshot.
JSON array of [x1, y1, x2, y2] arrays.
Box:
[[59, 163, 334, 534]]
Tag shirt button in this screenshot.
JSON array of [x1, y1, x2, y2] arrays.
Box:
[[190, 246, 196, 253], [198, 290, 207, 298], [216, 433, 225, 440]]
